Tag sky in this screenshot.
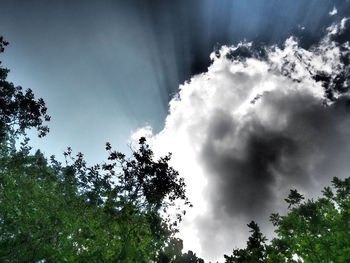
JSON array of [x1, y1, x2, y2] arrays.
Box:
[[1, 1, 350, 262]]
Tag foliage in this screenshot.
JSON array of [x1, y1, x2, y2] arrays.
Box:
[[225, 177, 350, 263], [224, 221, 268, 263], [268, 178, 350, 262], [0, 37, 192, 262], [0, 36, 50, 142], [0, 136, 191, 262], [157, 238, 204, 263]]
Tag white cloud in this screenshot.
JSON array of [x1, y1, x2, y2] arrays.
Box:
[[329, 6, 338, 16], [132, 21, 350, 262], [327, 17, 349, 36]]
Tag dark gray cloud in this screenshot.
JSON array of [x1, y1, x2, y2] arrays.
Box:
[[142, 20, 350, 261], [195, 92, 350, 260], [197, 35, 350, 260], [201, 90, 350, 219]]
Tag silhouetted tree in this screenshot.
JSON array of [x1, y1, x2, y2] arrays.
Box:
[[226, 177, 350, 263], [0, 136, 191, 262], [0, 36, 50, 142], [268, 178, 350, 262], [0, 37, 191, 262], [224, 221, 268, 263], [157, 237, 204, 263], [182, 250, 205, 263]]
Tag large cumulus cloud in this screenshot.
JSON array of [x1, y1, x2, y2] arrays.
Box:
[[132, 18, 350, 261]]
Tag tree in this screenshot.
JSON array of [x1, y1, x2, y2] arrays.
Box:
[[268, 178, 350, 262], [224, 221, 268, 263], [0, 36, 50, 142], [0, 148, 85, 262], [63, 137, 191, 262], [157, 237, 204, 263], [226, 177, 350, 263], [0, 37, 192, 262], [0, 136, 191, 262]]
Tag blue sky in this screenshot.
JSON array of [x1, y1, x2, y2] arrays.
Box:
[[0, 0, 345, 159]]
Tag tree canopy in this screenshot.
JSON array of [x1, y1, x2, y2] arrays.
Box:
[[224, 177, 350, 263], [0, 37, 201, 262], [0, 36, 50, 142]]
